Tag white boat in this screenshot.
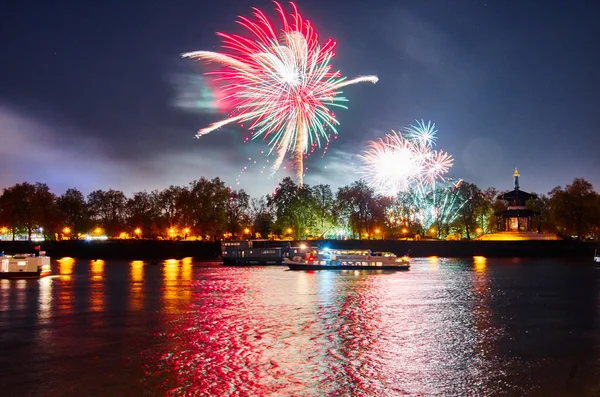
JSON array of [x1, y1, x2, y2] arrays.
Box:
[[285, 248, 410, 271], [595, 249, 600, 263], [0, 252, 51, 279]]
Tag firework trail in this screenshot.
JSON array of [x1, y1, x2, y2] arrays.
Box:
[[183, 2, 378, 185]]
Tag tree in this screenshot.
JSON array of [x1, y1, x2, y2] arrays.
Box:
[[56, 188, 91, 236], [0, 186, 22, 240], [187, 177, 229, 240], [336, 180, 384, 239], [310, 184, 337, 239], [366, 195, 390, 239], [87, 189, 127, 237], [548, 178, 598, 239], [267, 177, 315, 239], [454, 182, 483, 240], [249, 196, 273, 238], [157, 185, 189, 236], [126, 190, 161, 237], [0, 182, 56, 240], [475, 187, 498, 234], [225, 189, 250, 238], [527, 194, 553, 233]]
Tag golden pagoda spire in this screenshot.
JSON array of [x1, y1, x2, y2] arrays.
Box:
[[513, 168, 520, 177], [513, 168, 520, 190]]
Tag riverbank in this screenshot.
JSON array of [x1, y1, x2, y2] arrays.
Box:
[[0, 240, 221, 260], [0, 239, 598, 260]]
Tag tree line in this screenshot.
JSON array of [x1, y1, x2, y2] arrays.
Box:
[[0, 176, 598, 241]]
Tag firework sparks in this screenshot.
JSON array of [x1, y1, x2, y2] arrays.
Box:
[[183, 2, 378, 185], [360, 120, 453, 197], [361, 120, 462, 230]]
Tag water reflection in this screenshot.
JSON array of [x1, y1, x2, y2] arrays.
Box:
[[143, 263, 488, 395], [471, 255, 497, 364], [15, 280, 26, 311], [181, 257, 193, 281], [56, 257, 75, 314], [428, 255, 440, 271], [89, 260, 105, 312], [0, 279, 10, 311], [1, 258, 599, 396], [474, 256, 487, 272], [57, 257, 75, 279], [129, 261, 144, 311], [162, 258, 192, 314], [91, 259, 104, 280], [38, 277, 52, 321], [142, 259, 533, 395]]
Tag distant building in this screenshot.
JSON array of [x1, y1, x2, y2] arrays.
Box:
[[495, 169, 539, 232], [477, 169, 560, 241]]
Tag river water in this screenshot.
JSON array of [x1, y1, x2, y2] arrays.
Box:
[[1, 257, 600, 396]]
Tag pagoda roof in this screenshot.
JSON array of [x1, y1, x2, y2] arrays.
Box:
[[497, 189, 537, 202]]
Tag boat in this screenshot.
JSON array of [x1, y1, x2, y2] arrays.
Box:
[[284, 248, 410, 271], [594, 249, 600, 263], [221, 240, 311, 266], [0, 251, 51, 279]]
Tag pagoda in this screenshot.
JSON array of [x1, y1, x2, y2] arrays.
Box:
[[495, 169, 539, 232]]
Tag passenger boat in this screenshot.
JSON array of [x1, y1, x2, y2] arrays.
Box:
[[284, 248, 410, 271], [221, 240, 311, 266], [0, 251, 51, 279]]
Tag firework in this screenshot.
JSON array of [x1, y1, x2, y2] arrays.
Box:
[[386, 178, 467, 233], [360, 120, 453, 197], [183, 2, 378, 185], [361, 120, 461, 230]]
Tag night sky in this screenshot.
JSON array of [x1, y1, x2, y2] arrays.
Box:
[[2, 0, 599, 198]]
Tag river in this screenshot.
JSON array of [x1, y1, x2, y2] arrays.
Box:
[[1, 257, 600, 396]]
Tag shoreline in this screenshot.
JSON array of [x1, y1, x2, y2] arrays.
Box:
[[0, 239, 598, 261]]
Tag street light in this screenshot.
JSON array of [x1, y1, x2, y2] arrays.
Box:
[[0, 227, 7, 234], [287, 228, 292, 234], [94, 227, 102, 235], [244, 228, 250, 234], [134, 228, 142, 236]]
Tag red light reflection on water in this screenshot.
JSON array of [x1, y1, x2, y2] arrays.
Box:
[[139, 262, 507, 396]]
